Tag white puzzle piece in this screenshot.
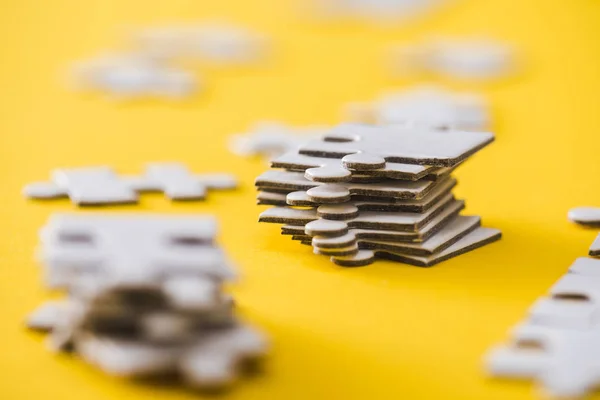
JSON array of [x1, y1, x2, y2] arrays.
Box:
[[258, 177, 457, 213], [260, 195, 460, 233], [71, 52, 198, 99], [271, 150, 451, 182], [390, 37, 516, 81], [230, 122, 327, 160], [256, 170, 444, 201], [528, 274, 600, 330], [487, 323, 600, 399], [135, 22, 270, 65], [39, 214, 235, 295], [344, 86, 489, 131], [589, 234, 600, 257], [298, 124, 494, 168], [308, 0, 446, 24], [24, 163, 237, 205], [279, 198, 464, 243], [569, 257, 600, 276], [331, 227, 500, 267], [568, 207, 600, 227]]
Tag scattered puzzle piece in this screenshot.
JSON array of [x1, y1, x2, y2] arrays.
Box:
[[390, 37, 516, 81], [344, 86, 489, 131], [230, 122, 327, 161], [24, 163, 237, 205], [568, 207, 600, 227], [71, 52, 198, 99]]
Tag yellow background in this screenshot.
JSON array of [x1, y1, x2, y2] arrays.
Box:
[[1, 1, 600, 399]]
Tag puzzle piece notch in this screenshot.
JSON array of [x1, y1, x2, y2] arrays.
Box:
[[24, 163, 237, 205], [299, 123, 495, 168]]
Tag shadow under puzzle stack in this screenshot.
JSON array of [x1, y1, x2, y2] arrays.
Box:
[[256, 123, 501, 266]]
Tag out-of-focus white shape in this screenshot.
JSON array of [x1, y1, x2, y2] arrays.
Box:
[[229, 122, 329, 161], [485, 258, 600, 398], [309, 0, 446, 23], [344, 85, 489, 130], [134, 22, 269, 65], [70, 52, 198, 99], [390, 37, 516, 81]]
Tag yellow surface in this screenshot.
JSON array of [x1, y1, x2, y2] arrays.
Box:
[[1, 1, 600, 399]]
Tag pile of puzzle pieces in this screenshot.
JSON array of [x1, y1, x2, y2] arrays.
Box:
[[255, 123, 501, 267], [26, 214, 268, 389]]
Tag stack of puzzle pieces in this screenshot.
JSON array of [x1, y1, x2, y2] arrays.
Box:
[[256, 123, 501, 267], [27, 214, 267, 389]]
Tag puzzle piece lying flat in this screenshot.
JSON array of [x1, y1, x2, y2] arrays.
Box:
[[230, 122, 327, 160], [71, 52, 198, 99], [271, 150, 453, 182], [40, 214, 235, 298], [260, 195, 460, 233], [256, 170, 443, 201], [24, 163, 237, 205], [487, 323, 600, 399], [568, 207, 600, 227], [344, 86, 489, 131], [528, 274, 600, 330], [309, 0, 446, 24], [311, 215, 480, 257], [486, 257, 600, 398], [258, 177, 456, 213], [299, 124, 494, 168], [391, 37, 515, 81], [570, 257, 600, 276], [135, 22, 270, 65], [331, 226, 500, 267]]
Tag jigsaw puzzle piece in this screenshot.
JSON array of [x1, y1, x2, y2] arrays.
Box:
[[487, 323, 600, 399], [260, 195, 460, 233], [311, 215, 478, 255], [569, 257, 600, 276], [568, 207, 600, 227], [24, 167, 138, 205], [299, 124, 494, 168], [331, 226, 500, 267], [259, 177, 457, 213], [345, 86, 489, 131], [255, 170, 440, 200], [280, 197, 464, 243], [528, 274, 600, 330], [26, 300, 67, 332], [181, 324, 268, 388]]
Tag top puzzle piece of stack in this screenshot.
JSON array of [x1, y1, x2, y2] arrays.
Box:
[[255, 123, 501, 267]]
